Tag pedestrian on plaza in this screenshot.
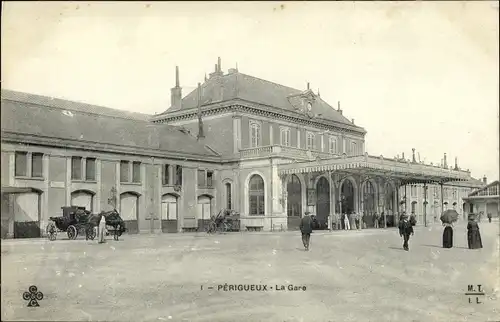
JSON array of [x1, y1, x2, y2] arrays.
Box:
[[341, 213, 346, 230], [98, 214, 106, 244], [398, 214, 414, 251], [374, 212, 380, 228], [299, 211, 313, 251], [410, 214, 417, 227], [467, 214, 483, 249], [442, 222, 454, 248], [354, 212, 360, 229], [487, 213, 492, 223], [344, 212, 351, 230]]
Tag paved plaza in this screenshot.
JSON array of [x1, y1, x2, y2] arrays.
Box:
[[1, 221, 499, 322]]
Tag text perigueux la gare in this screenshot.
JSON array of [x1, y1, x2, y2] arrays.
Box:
[[200, 284, 307, 292]]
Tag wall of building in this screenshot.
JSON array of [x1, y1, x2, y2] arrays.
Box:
[[1, 142, 226, 238]]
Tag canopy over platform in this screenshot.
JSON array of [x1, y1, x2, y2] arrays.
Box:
[[278, 154, 471, 185]]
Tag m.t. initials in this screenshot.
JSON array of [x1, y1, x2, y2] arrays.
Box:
[[467, 284, 483, 304]]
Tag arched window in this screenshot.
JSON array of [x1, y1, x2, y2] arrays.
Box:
[[280, 127, 291, 146], [250, 122, 261, 148], [329, 136, 337, 154], [225, 182, 232, 209], [411, 201, 417, 214], [306, 132, 315, 150], [249, 175, 265, 216]]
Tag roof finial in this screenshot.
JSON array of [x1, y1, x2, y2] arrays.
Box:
[[204, 73, 207, 82], [218, 57, 222, 72], [337, 101, 340, 111], [307, 82, 310, 90]]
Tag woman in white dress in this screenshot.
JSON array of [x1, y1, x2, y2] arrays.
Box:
[[98, 214, 106, 244]]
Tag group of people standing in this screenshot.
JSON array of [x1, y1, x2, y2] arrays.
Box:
[[442, 214, 483, 250], [300, 211, 486, 252]]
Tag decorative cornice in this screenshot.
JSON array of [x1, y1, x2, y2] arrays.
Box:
[[153, 99, 366, 136], [1, 131, 223, 163]]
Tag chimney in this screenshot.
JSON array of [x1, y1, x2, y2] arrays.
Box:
[[318, 88, 320, 97], [454, 157, 458, 170], [402, 152, 405, 160], [170, 66, 182, 110], [443, 153, 448, 168], [351, 118, 355, 124], [412, 148, 416, 163], [197, 82, 205, 140], [209, 57, 224, 79], [337, 101, 342, 115], [307, 82, 310, 90], [482, 175, 487, 184], [204, 73, 208, 82], [218, 57, 222, 73]]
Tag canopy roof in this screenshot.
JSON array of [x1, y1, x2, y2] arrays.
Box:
[[278, 154, 471, 184]]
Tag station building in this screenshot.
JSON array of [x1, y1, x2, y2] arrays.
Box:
[[0, 58, 485, 238]]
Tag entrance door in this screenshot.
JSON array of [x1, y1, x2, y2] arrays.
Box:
[[161, 194, 178, 233], [120, 193, 139, 234], [197, 196, 211, 231], [315, 177, 330, 229], [71, 191, 93, 212], [13, 192, 41, 238], [287, 175, 302, 230]]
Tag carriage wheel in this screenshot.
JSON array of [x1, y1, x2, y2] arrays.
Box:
[[46, 222, 57, 241], [86, 227, 96, 240], [67, 225, 77, 240]]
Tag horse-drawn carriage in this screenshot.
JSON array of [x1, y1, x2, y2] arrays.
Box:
[[46, 206, 127, 241], [206, 209, 240, 233]]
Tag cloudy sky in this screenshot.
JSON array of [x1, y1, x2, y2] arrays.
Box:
[[2, 1, 498, 181]]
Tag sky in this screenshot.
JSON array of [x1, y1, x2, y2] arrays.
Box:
[[2, 1, 499, 181]]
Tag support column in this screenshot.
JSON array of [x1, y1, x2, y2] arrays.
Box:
[[42, 154, 49, 237], [271, 160, 285, 231], [328, 171, 334, 231], [65, 157, 71, 205], [423, 183, 428, 227], [440, 182, 444, 222]]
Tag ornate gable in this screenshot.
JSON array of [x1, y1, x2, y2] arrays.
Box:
[[287, 90, 317, 118]]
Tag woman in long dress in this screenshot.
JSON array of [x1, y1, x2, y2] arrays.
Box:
[[467, 215, 483, 249], [442, 222, 453, 248], [98, 214, 106, 244]]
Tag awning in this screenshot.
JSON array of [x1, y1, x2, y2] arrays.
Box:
[[1, 186, 36, 194], [278, 154, 471, 184]]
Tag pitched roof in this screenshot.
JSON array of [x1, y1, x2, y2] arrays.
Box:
[[468, 180, 499, 197], [1, 89, 152, 121], [1, 89, 219, 158], [164, 71, 358, 127]]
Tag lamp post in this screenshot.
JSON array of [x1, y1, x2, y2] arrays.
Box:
[[423, 184, 428, 227]]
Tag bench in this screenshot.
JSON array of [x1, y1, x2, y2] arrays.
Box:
[[271, 224, 284, 232], [245, 226, 264, 232]]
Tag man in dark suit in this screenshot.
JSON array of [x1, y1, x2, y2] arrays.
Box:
[[300, 212, 313, 251]]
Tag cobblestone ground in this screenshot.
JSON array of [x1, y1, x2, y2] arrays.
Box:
[[1, 220, 499, 322]]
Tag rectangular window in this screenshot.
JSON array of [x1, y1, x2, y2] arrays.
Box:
[[85, 158, 96, 181], [306, 132, 315, 150], [120, 161, 129, 183], [351, 142, 357, 156], [329, 137, 337, 154], [197, 169, 206, 188], [162, 164, 170, 185], [31, 153, 43, 178], [175, 165, 183, 186], [132, 162, 141, 183], [71, 156, 82, 180], [207, 171, 213, 187], [250, 122, 261, 148], [15, 151, 28, 177], [280, 128, 290, 146]]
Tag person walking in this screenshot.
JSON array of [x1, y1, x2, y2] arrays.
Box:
[[374, 212, 380, 228], [98, 214, 106, 244], [467, 214, 483, 249], [354, 212, 360, 230], [398, 214, 414, 251], [487, 213, 492, 223], [299, 212, 313, 251], [442, 222, 454, 248], [344, 213, 351, 230]]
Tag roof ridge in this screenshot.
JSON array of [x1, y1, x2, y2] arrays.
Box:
[[236, 72, 303, 94], [1, 89, 152, 121]]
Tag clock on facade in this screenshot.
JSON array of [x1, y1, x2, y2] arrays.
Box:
[[307, 102, 312, 111]]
